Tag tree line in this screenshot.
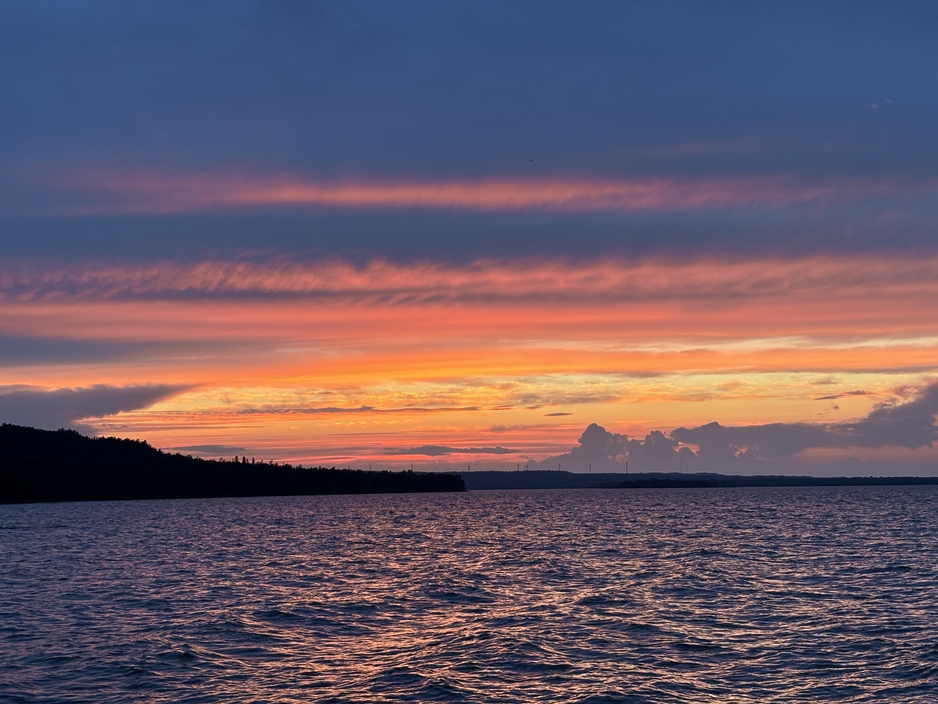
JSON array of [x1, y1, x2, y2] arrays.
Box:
[[0, 424, 464, 504]]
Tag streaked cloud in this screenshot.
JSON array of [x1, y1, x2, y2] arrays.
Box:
[[16, 167, 938, 217], [4, 254, 938, 304], [0, 384, 189, 431], [385, 445, 518, 456], [2, 4, 937, 471], [236, 405, 480, 415], [3, 256, 938, 385], [168, 444, 246, 455], [814, 390, 875, 401]]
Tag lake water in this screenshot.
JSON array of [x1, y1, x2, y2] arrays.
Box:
[[2, 487, 937, 702]]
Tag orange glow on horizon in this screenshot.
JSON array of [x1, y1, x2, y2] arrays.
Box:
[[2, 254, 937, 466]]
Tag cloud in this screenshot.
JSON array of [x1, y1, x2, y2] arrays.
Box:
[[2, 3, 937, 267], [5, 255, 938, 308], [167, 444, 246, 455], [532, 422, 630, 471], [864, 98, 893, 111], [0, 384, 189, 431], [814, 390, 874, 400], [385, 445, 519, 456], [537, 381, 938, 472], [0, 335, 144, 365], [25, 167, 938, 217], [238, 405, 479, 415], [544, 412, 573, 416], [842, 382, 938, 449], [673, 383, 938, 459], [488, 424, 544, 433], [0, 334, 249, 367]]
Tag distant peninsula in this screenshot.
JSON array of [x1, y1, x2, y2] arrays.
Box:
[[462, 470, 938, 491], [0, 424, 465, 504]]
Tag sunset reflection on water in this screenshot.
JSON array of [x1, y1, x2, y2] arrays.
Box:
[[2, 486, 937, 701]]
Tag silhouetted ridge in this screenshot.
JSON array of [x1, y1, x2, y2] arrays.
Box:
[[0, 424, 464, 504]]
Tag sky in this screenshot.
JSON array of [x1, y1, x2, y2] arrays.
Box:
[[2, 0, 938, 474]]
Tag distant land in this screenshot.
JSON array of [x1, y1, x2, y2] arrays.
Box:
[[462, 470, 938, 491], [0, 424, 464, 504], [5, 424, 937, 505]]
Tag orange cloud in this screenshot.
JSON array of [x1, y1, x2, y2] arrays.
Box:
[[3, 254, 938, 464], [3, 256, 938, 387]]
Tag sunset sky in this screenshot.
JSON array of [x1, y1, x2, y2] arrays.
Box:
[[2, 1, 938, 474]]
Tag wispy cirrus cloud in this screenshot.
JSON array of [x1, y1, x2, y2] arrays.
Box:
[[385, 445, 518, 456], [3, 256, 938, 388], [814, 390, 876, 401], [236, 405, 480, 415], [4, 254, 938, 304], [13, 165, 938, 217], [168, 444, 246, 455]]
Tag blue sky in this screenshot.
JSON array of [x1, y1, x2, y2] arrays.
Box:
[[2, 1, 937, 261]]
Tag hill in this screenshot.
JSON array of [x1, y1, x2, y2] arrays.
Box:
[[0, 424, 464, 504]]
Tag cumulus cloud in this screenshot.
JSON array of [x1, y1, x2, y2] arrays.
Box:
[[533, 423, 695, 472], [536, 381, 938, 472], [531, 422, 626, 471], [0, 384, 188, 431], [673, 383, 938, 459]]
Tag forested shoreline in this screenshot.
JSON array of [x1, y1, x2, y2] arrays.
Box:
[[0, 424, 465, 504]]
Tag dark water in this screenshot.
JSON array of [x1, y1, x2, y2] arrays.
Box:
[[2, 487, 937, 702]]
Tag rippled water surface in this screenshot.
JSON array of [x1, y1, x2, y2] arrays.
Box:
[[2, 487, 938, 702]]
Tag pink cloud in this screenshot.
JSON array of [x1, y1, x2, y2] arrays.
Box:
[[4, 254, 938, 306], [18, 164, 938, 215]]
